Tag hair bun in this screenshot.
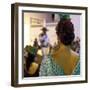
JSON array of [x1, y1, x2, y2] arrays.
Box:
[[56, 19, 75, 45]]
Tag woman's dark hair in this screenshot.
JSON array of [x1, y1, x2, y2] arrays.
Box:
[[56, 19, 75, 45], [26, 52, 35, 71]]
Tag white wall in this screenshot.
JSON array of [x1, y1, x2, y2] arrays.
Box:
[[0, 0, 89, 90], [24, 12, 57, 47], [71, 15, 80, 39], [24, 12, 53, 47]]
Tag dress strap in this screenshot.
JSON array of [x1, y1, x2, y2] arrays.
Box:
[[72, 60, 80, 75]]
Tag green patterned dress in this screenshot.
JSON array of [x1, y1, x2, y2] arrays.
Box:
[[39, 55, 80, 76]]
